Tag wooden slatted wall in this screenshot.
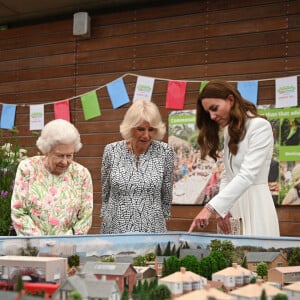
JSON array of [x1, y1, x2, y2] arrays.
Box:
[[0, 0, 300, 236]]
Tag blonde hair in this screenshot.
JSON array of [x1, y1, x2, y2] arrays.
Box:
[[120, 100, 166, 140], [36, 119, 82, 154]]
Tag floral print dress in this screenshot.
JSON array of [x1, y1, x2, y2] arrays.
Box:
[[11, 156, 93, 235]]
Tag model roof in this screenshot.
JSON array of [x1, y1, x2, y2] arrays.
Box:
[[176, 285, 234, 300], [160, 267, 204, 283], [213, 263, 252, 276], [246, 252, 286, 262], [229, 280, 286, 298]]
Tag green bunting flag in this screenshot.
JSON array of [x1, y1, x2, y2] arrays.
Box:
[[80, 91, 101, 120], [199, 81, 208, 93]]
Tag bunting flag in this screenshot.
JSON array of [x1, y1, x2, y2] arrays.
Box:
[[106, 78, 130, 109], [199, 81, 208, 93], [133, 76, 155, 102], [54, 100, 70, 122], [81, 91, 101, 120], [237, 80, 258, 105], [0, 104, 16, 129], [166, 80, 187, 109], [0, 73, 299, 131], [30, 104, 44, 130], [275, 76, 298, 108]]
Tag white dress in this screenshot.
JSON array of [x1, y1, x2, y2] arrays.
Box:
[[209, 117, 280, 236]]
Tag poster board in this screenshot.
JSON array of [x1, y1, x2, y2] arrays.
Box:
[[259, 107, 300, 205], [168, 107, 300, 206], [168, 110, 223, 205]]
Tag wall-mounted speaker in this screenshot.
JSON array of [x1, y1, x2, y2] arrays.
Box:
[[73, 12, 91, 38]]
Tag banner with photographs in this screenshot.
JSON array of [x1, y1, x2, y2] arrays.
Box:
[[169, 107, 300, 206], [168, 110, 223, 205], [259, 107, 300, 206]]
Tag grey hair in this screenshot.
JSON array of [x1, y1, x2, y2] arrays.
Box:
[[36, 119, 82, 154], [120, 100, 166, 140]]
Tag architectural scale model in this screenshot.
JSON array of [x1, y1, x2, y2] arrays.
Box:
[[0, 256, 67, 286]]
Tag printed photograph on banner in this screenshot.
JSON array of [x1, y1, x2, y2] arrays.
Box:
[[168, 110, 224, 205], [259, 107, 300, 205]]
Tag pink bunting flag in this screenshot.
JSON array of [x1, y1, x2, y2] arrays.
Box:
[[54, 100, 70, 121], [166, 80, 187, 109]]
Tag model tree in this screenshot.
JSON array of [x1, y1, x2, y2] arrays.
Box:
[[209, 250, 227, 271], [145, 252, 156, 262], [199, 256, 218, 280], [68, 254, 80, 268], [256, 262, 268, 279], [260, 289, 267, 300], [156, 244, 162, 256], [209, 239, 234, 266], [154, 284, 171, 300], [288, 247, 300, 266], [69, 290, 83, 300], [163, 241, 172, 256], [273, 294, 288, 300], [134, 255, 147, 266], [121, 287, 129, 300], [164, 256, 180, 276], [14, 274, 24, 292], [241, 255, 248, 269], [181, 254, 200, 273]]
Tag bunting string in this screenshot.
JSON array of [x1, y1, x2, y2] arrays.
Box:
[[0, 72, 299, 130], [0, 72, 299, 107]]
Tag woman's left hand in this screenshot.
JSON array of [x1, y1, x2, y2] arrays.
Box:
[[216, 213, 232, 234]]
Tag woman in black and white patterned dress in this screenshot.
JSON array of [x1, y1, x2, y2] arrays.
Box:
[[100, 100, 175, 234]]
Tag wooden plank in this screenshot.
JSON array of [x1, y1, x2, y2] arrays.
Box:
[[0, 42, 75, 60], [0, 53, 75, 72]]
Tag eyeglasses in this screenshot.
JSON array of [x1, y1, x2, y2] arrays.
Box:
[[52, 152, 74, 161]]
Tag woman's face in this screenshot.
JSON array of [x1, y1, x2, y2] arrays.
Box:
[[46, 143, 75, 175], [201, 95, 234, 128], [131, 121, 157, 152]]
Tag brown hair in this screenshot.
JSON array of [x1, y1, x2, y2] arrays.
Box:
[[196, 79, 264, 161]]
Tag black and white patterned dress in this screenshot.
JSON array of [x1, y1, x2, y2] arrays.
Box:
[[100, 140, 174, 234]]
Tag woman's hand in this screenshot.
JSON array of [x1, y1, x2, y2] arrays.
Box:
[[216, 213, 232, 234], [188, 206, 213, 233]]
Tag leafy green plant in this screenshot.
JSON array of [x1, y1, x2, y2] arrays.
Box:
[[0, 128, 27, 235], [68, 254, 80, 267]]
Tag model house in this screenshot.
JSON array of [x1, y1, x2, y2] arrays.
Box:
[[82, 262, 136, 293], [158, 267, 207, 296], [52, 273, 121, 300], [229, 280, 286, 299], [282, 281, 300, 300], [212, 263, 254, 291], [133, 266, 157, 281], [245, 251, 288, 272], [154, 256, 169, 277], [0, 256, 67, 286], [268, 266, 300, 286]]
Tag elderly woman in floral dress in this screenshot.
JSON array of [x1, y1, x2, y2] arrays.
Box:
[[11, 119, 93, 236]]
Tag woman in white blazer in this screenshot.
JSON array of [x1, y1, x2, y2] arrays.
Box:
[[189, 80, 280, 236]]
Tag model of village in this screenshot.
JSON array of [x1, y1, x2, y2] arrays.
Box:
[[0, 237, 300, 300]]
